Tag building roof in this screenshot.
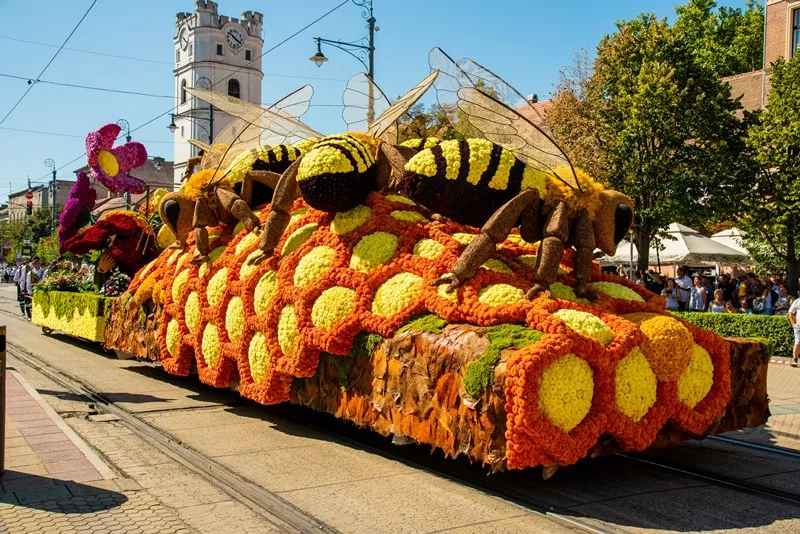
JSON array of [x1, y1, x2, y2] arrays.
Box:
[[517, 99, 553, 126]]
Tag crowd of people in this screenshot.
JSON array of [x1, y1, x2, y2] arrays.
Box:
[[624, 267, 794, 315], [3, 259, 94, 320]]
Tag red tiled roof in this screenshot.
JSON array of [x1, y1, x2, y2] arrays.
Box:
[[517, 99, 553, 126]]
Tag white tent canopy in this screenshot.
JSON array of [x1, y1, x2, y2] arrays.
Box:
[[710, 227, 749, 254], [599, 223, 750, 266]]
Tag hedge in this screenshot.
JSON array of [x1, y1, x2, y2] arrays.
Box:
[[672, 311, 792, 357]]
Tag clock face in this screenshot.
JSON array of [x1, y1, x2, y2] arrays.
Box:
[[225, 27, 244, 50], [179, 28, 189, 50]]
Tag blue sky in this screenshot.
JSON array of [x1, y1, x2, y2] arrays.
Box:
[[0, 0, 750, 194]]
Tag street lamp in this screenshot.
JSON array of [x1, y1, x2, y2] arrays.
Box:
[[168, 76, 214, 145], [310, 0, 376, 80], [116, 119, 131, 143], [44, 158, 57, 232]]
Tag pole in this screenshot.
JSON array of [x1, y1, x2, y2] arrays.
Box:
[[208, 105, 214, 144], [0, 324, 6, 476], [366, 5, 375, 127], [50, 169, 57, 234]]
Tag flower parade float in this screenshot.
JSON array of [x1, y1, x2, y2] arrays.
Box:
[[32, 125, 159, 342], [103, 190, 769, 471]]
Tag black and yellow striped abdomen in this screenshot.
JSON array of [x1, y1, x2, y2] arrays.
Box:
[[296, 134, 378, 212], [403, 139, 547, 228]]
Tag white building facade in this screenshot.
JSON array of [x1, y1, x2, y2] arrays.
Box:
[[173, 1, 264, 182]]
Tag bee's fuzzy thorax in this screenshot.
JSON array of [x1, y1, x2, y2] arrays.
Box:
[[545, 167, 605, 216], [181, 168, 227, 199]]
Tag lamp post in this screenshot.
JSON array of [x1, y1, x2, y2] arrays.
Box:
[[167, 108, 213, 145], [310, 0, 377, 124], [44, 158, 56, 234], [116, 119, 133, 209]]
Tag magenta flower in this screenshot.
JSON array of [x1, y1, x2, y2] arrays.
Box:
[[85, 124, 148, 194], [58, 170, 97, 253]]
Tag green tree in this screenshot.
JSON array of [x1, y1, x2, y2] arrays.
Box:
[[674, 0, 764, 76], [547, 14, 746, 272], [396, 103, 461, 143], [742, 56, 800, 293]]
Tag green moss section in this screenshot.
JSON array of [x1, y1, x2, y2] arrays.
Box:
[[397, 313, 448, 335], [312, 331, 385, 389], [672, 311, 793, 357], [463, 324, 543, 399]]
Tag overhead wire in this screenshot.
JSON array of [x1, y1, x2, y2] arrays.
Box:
[[0, 0, 98, 127]]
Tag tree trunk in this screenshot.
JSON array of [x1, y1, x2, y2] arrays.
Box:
[[786, 221, 798, 296], [636, 219, 652, 273]]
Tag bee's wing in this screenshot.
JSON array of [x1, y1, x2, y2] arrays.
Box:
[[429, 47, 579, 192], [342, 73, 392, 141], [261, 84, 324, 146], [188, 140, 211, 153], [199, 119, 264, 173], [366, 70, 439, 141]]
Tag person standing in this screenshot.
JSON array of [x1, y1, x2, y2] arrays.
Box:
[[23, 257, 43, 320], [13, 262, 28, 317], [688, 276, 707, 312], [674, 267, 693, 311], [788, 296, 800, 366]]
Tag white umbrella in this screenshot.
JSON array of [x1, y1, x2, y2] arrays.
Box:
[[655, 223, 748, 266], [597, 239, 638, 266], [710, 227, 749, 254]]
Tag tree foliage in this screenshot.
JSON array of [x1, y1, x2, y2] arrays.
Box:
[[674, 0, 764, 77], [741, 56, 800, 293], [548, 14, 745, 271]]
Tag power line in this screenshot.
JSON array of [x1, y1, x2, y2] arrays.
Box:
[[0, 34, 172, 65], [0, 73, 173, 99], [0, 126, 172, 144], [0, 0, 98, 127]]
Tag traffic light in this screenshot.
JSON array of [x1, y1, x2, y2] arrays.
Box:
[[26, 200, 33, 216]]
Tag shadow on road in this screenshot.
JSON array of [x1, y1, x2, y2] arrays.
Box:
[[0, 471, 127, 513]]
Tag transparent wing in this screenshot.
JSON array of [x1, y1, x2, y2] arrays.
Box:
[[261, 84, 324, 145], [428, 47, 578, 191], [366, 70, 438, 141], [199, 119, 264, 172], [342, 73, 392, 140]]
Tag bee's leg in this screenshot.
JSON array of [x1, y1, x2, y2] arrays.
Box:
[[241, 170, 282, 209], [216, 187, 260, 233], [433, 189, 540, 293], [182, 156, 202, 182], [376, 143, 418, 193], [528, 200, 569, 299], [190, 197, 218, 264], [158, 192, 193, 250], [572, 209, 598, 299], [250, 159, 301, 265]]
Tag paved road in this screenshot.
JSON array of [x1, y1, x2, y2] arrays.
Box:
[[1, 284, 799, 533]]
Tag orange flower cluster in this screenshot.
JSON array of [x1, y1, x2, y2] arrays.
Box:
[[116, 191, 731, 470]]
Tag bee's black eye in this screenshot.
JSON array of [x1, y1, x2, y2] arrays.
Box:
[[614, 204, 633, 244], [163, 199, 181, 230]]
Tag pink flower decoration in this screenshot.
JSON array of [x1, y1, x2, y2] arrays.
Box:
[[85, 123, 148, 194], [58, 170, 97, 253]]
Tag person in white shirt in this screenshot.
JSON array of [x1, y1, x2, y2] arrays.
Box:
[[674, 267, 693, 311], [788, 297, 800, 367], [13, 263, 28, 316]]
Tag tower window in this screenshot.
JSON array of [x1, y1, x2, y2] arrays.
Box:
[[216, 44, 224, 56], [228, 79, 240, 99], [793, 8, 800, 57], [189, 44, 193, 56], [176, 49, 180, 62], [245, 49, 252, 61], [181, 79, 187, 104]]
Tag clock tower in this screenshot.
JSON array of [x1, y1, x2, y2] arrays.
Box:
[[173, 1, 264, 182]]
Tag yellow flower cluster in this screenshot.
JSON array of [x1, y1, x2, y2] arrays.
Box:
[[282, 223, 318, 255], [350, 232, 398, 273], [331, 205, 372, 235], [239, 250, 262, 280], [278, 305, 298, 356], [166, 319, 180, 358], [172, 269, 190, 304], [31, 301, 106, 342], [390, 210, 427, 223], [202, 323, 221, 368], [372, 272, 423, 317], [254, 271, 279, 315], [235, 232, 260, 256], [592, 282, 645, 302], [486, 148, 517, 191], [248, 332, 270, 383], [552, 309, 614, 345], [678, 344, 714, 408], [481, 259, 513, 274], [539, 353, 594, 432], [413, 238, 444, 259], [615, 348, 657, 421], [225, 147, 266, 186], [550, 282, 588, 303], [297, 145, 356, 180], [405, 149, 437, 177], [184, 292, 200, 333], [225, 296, 245, 343], [311, 286, 356, 331], [292, 138, 320, 155], [399, 137, 441, 150], [452, 233, 477, 245], [294, 246, 335, 286], [206, 268, 228, 307], [624, 313, 692, 382], [478, 284, 527, 307], [385, 194, 416, 205]]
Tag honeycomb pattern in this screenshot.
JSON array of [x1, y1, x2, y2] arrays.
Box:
[[119, 191, 731, 470]]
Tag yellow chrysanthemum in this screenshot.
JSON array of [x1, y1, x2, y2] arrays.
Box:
[[592, 282, 645, 302], [350, 232, 398, 273], [550, 282, 588, 303], [452, 233, 477, 245], [156, 224, 176, 249], [167, 249, 181, 266], [235, 232, 260, 256], [539, 353, 594, 432], [254, 271, 278, 315], [282, 223, 318, 255], [206, 268, 228, 307], [624, 313, 693, 382], [437, 284, 458, 302], [390, 210, 427, 223], [678, 344, 714, 408], [199, 246, 226, 277], [386, 194, 416, 206], [184, 292, 200, 334], [311, 286, 357, 331], [481, 259, 513, 274], [331, 205, 372, 235], [478, 284, 527, 307], [239, 250, 263, 280], [225, 296, 244, 343], [201, 323, 221, 368], [546, 167, 604, 216], [372, 272, 423, 317], [166, 319, 181, 358], [277, 305, 299, 357], [289, 207, 309, 226], [413, 238, 444, 260], [248, 332, 270, 383], [553, 309, 615, 345], [505, 234, 537, 247], [172, 269, 190, 305], [294, 246, 336, 287], [615, 348, 657, 421]]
